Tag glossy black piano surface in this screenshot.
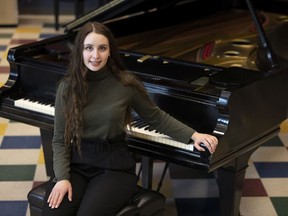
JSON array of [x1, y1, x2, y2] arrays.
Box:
[[0, 0, 288, 215]]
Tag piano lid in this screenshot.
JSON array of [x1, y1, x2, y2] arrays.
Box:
[[64, 0, 180, 33], [64, 0, 226, 35], [64, 0, 287, 74]]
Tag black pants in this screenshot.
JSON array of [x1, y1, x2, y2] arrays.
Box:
[[43, 169, 137, 216], [43, 139, 137, 216]]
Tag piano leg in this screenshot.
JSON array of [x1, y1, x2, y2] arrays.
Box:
[[139, 148, 257, 216], [141, 156, 154, 189], [40, 129, 54, 177], [215, 148, 256, 216]]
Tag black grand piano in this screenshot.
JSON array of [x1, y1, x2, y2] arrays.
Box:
[[1, 0, 288, 215]]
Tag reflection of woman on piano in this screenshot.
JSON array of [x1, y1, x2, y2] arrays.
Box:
[[43, 21, 218, 216]]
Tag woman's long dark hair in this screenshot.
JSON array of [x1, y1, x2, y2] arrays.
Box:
[[62, 21, 147, 152]]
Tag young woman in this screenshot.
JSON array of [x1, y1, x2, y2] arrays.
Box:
[[43, 21, 218, 216]]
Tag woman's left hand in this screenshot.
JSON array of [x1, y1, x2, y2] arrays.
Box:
[[191, 132, 218, 154], [47, 180, 72, 209]]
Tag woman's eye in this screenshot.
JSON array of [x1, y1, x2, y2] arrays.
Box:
[[99, 46, 107, 51], [85, 46, 93, 51]]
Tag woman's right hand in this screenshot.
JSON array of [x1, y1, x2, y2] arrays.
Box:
[[47, 179, 72, 209], [191, 132, 218, 154]]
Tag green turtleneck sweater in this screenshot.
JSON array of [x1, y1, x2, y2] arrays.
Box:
[[52, 68, 195, 181]]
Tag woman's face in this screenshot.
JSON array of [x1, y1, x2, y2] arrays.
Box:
[[83, 32, 110, 71]]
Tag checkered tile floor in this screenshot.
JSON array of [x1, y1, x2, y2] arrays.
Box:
[[1, 16, 288, 216]]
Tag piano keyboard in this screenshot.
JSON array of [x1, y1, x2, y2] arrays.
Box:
[[14, 98, 194, 152], [128, 116, 194, 152], [14, 98, 55, 116]]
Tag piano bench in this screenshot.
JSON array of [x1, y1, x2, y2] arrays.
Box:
[[27, 181, 166, 216]]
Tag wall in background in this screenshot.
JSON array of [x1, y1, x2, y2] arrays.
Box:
[[17, 0, 109, 15]]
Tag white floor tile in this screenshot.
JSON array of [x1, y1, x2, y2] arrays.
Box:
[[0, 149, 40, 165], [5, 123, 40, 136], [250, 146, 288, 162], [261, 178, 288, 197], [240, 197, 278, 216], [0, 181, 33, 200]]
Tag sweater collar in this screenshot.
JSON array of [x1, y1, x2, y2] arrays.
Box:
[[86, 66, 110, 81]]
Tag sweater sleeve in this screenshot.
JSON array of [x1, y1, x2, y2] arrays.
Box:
[[52, 82, 71, 181], [130, 86, 195, 144]]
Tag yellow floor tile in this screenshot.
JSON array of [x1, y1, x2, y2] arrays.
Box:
[[15, 26, 42, 33], [38, 147, 45, 164], [0, 123, 7, 135], [280, 119, 288, 133]]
